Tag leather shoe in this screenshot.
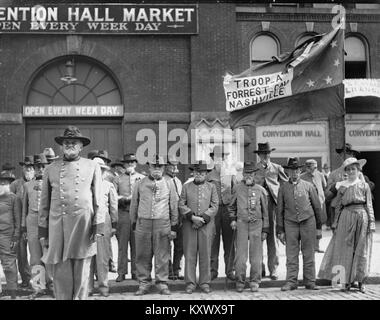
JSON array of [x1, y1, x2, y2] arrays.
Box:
[[236, 286, 244, 293], [99, 287, 110, 297], [109, 262, 117, 273], [281, 283, 297, 291], [116, 274, 125, 282], [20, 280, 31, 288], [358, 283, 366, 293], [315, 249, 325, 253], [160, 288, 171, 295], [135, 288, 148, 296], [305, 283, 319, 290], [131, 274, 137, 281], [250, 283, 259, 292], [211, 272, 218, 280], [270, 274, 278, 280], [201, 286, 211, 294], [185, 287, 193, 294], [227, 273, 236, 281]]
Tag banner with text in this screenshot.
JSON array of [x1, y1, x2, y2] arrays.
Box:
[[224, 70, 293, 112], [346, 121, 380, 151], [0, 4, 198, 34], [23, 105, 124, 117], [344, 79, 380, 99]]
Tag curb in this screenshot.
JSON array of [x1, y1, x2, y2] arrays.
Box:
[[10, 276, 380, 296]]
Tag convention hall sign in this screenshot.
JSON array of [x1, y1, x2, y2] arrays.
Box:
[[23, 105, 124, 117], [0, 4, 198, 34]]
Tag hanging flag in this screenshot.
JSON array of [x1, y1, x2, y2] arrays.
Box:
[[226, 26, 345, 129]]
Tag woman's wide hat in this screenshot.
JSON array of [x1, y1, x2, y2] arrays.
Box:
[[283, 157, 304, 169], [254, 142, 276, 154], [55, 126, 91, 147], [340, 157, 366, 171]]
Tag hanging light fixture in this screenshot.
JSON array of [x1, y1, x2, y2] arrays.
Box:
[[60, 58, 77, 84]]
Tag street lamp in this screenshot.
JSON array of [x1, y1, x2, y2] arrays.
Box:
[[60, 59, 77, 84]]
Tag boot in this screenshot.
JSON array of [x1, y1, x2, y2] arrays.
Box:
[[10, 290, 17, 300]]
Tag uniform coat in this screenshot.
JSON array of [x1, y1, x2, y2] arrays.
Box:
[[179, 180, 218, 289]]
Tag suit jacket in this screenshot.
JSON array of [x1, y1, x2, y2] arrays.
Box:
[[0, 193, 21, 240], [38, 157, 105, 264], [255, 161, 288, 204], [22, 179, 43, 230], [101, 180, 118, 229]]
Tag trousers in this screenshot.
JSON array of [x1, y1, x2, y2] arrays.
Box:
[[135, 218, 171, 291], [235, 219, 263, 285], [183, 220, 214, 289], [0, 234, 18, 290], [284, 216, 316, 285], [50, 257, 92, 300], [210, 204, 235, 277]]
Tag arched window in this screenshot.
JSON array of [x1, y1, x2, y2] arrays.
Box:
[[344, 36, 368, 79], [27, 56, 122, 106], [295, 33, 317, 47], [250, 34, 279, 66]]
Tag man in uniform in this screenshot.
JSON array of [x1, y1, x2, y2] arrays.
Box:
[[229, 162, 269, 293], [88, 157, 118, 297], [10, 156, 34, 288], [165, 156, 184, 280], [208, 145, 236, 281], [277, 158, 322, 291], [130, 155, 179, 295], [21, 154, 53, 298], [38, 126, 105, 300], [42, 148, 59, 164], [0, 171, 21, 299], [300, 159, 327, 253], [254, 142, 288, 280], [179, 161, 218, 294], [113, 153, 144, 281]]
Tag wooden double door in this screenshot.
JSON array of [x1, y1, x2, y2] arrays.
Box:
[[25, 119, 123, 162]]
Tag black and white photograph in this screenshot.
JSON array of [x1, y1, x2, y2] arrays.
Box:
[[0, 0, 379, 310]]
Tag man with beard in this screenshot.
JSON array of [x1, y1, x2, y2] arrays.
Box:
[[179, 161, 218, 294], [113, 153, 144, 282], [21, 154, 54, 298], [38, 126, 105, 300], [254, 142, 288, 280], [10, 156, 34, 288], [130, 155, 179, 296]]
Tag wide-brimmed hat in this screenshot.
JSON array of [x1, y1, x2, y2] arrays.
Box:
[[340, 157, 366, 171], [336, 143, 360, 156], [254, 142, 276, 154], [283, 157, 304, 169], [122, 153, 138, 163], [43, 148, 59, 161], [243, 161, 259, 173], [92, 157, 110, 171], [190, 160, 212, 172], [19, 155, 34, 166], [2, 162, 15, 171], [110, 159, 125, 168], [55, 126, 91, 147], [209, 145, 230, 157], [95, 150, 111, 164], [0, 170, 16, 182], [33, 154, 49, 165], [147, 154, 166, 166]]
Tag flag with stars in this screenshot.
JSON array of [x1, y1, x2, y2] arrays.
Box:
[[226, 26, 344, 128]]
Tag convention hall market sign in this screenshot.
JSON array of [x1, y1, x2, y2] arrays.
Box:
[[23, 105, 124, 117], [0, 4, 198, 34]]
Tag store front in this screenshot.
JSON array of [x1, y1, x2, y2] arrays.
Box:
[[255, 121, 330, 169], [23, 56, 124, 160]]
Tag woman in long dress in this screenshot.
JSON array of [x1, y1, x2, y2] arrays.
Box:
[[318, 158, 376, 293]]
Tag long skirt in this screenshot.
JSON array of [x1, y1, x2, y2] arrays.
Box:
[[318, 206, 373, 284]]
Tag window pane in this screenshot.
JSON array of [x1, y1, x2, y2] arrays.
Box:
[[251, 35, 278, 61], [345, 37, 366, 61]]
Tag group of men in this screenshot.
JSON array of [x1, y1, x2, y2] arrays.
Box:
[[0, 124, 374, 299]]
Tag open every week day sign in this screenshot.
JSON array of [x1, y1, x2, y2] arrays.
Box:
[[23, 105, 124, 117]]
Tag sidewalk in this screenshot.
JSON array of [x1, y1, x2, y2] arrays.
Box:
[[2, 222, 380, 295]]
